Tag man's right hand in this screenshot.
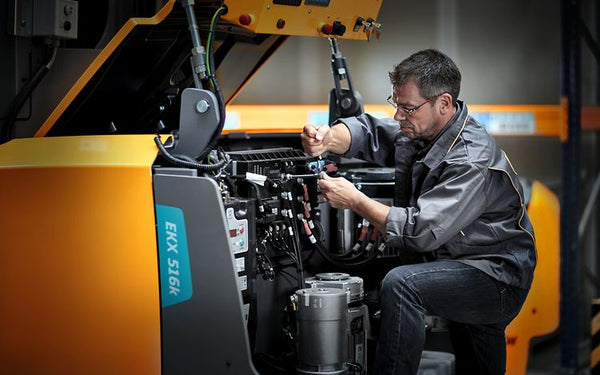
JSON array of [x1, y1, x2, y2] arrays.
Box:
[[301, 124, 331, 156]]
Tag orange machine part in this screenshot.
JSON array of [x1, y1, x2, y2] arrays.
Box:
[[221, 0, 382, 40], [505, 180, 560, 375], [0, 135, 161, 374]]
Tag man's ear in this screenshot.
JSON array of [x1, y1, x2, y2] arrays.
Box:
[[439, 93, 453, 114]]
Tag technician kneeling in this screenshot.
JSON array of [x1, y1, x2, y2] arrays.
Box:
[[301, 49, 536, 375]]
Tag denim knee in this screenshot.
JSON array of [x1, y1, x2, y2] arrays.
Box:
[[380, 267, 422, 306]]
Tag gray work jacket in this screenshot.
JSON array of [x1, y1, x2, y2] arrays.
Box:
[[339, 101, 536, 289]]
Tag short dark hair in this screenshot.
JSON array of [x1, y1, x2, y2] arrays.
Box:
[[389, 49, 461, 105]]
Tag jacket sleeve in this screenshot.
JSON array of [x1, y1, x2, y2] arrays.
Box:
[[385, 161, 488, 252], [337, 114, 399, 166]]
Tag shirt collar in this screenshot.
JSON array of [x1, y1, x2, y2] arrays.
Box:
[[419, 100, 469, 168]]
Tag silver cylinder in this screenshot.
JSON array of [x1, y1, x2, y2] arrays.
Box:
[[295, 288, 348, 375], [305, 273, 365, 303]]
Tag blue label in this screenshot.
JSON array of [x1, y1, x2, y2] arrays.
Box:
[[155, 205, 193, 307], [308, 111, 329, 126], [471, 112, 491, 131]]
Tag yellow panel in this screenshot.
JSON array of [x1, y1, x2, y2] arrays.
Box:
[[222, 0, 383, 40], [0, 135, 162, 168], [0, 135, 161, 374], [469, 104, 564, 137], [505, 181, 560, 375]]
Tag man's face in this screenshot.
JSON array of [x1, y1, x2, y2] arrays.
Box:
[[389, 82, 444, 141]]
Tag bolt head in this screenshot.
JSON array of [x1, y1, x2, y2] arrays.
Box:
[[196, 100, 210, 113]]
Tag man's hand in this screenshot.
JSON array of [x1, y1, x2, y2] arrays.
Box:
[[318, 172, 391, 232], [301, 124, 331, 157], [318, 172, 363, 209]]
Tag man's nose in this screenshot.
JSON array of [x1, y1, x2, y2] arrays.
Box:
[[394, 108, 406, 122]]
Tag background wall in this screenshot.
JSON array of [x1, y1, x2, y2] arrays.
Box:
[[233, 0, 561, 105], [233, 0, 565, 191]]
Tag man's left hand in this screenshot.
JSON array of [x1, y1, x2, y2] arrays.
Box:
[[318, 172, 362, 209]]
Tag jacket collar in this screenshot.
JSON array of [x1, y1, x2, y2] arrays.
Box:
[[420, 100, 469, 168]]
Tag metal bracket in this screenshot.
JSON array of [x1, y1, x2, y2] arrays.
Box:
[[172, 88, 221, 159]]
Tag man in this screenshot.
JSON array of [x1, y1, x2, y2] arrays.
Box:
[[301, 49, 535, 375]]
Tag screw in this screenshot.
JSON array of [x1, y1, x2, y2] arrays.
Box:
[[341, 98, 352, 109], [196, 100, 210, 113]]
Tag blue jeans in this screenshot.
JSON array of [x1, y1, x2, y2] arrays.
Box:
[[373, 260, 529, 375]]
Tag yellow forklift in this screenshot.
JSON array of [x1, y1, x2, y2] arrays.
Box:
[[0, 1, 558, 374]]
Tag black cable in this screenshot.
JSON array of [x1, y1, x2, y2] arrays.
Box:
[[1, 44, 57, 143], [310, 217, 380, 269], [257, 232, 270, 255], [154, 135, 228, 171], [302, 246, 317, 264], [273, 234, 298, 264], [284, 250, 299, 264], [312, 219, 362, 259], [330, 246, 362, 259], [275, 240, 298, 264], [302, 219, 323, 264], [314, 237, 379, 269], [336, 250, 372, 262], [223, 175, 239, 196], [172, 153, 199, 163], [290, 222, 306, 284], [236, 179, 264, 202]]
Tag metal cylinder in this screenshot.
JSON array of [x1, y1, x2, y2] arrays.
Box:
[[304, 273, 369, 374], [295, 288, 348, 375], [305, 273, 364, 303]]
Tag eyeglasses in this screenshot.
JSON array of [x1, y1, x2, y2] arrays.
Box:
[[386, 94, 438, 116]]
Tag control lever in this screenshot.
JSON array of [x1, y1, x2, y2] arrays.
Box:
[[327, 38, 364, 124]]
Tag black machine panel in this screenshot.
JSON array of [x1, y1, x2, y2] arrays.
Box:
[[226, 147, 311, 178]]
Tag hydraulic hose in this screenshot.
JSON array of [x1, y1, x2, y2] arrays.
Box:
[[313, 237, 380, 269]]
